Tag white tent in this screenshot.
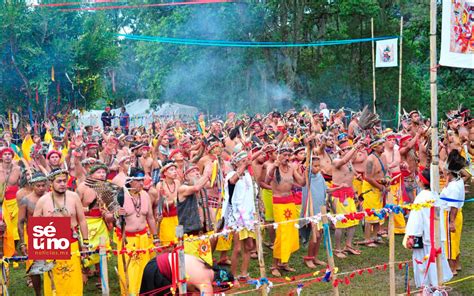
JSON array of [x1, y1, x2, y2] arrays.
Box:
[[72, 100, 198, 128]]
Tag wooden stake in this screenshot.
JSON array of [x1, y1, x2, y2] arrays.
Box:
[[320, 206, 339, 296], [387, 193, 396, 296], [397, 16, 404, 128], [429, 0, 443, 285], [176, 225, 187, 295], [371, 18, 377, 114], [99, 236, 110, 296]]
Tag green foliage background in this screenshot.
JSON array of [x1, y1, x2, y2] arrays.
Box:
[[0, 0, 472, 123]]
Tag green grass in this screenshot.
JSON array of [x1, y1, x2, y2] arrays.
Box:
[[8, 201, 474, 295]]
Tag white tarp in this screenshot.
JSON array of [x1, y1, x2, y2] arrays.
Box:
[[440, 0, 474, 69], [72, 100, 198, 128]]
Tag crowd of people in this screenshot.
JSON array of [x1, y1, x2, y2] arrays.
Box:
[[0, 102, 472, 295]]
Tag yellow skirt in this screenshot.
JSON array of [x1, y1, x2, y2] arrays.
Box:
[[215, 209, 233, 251], [261, 189, 274, 221], [44, 241, 83, 296], [84, 217, 110, 267], [352, 178, 363, 196], [239, 228, 256, 240], [184, 236, 213, 266], [362, 181, 383, 224], [115, 231, 153, 296], [390, 182, 406, 234], [445, 209, 463, 260], [1, 201, 15, 257], [273, 202, 299, 263], [160, 215, 178, 246], [332, 197, 359, 229], [23, 225, 32, 271], [4, 198, 19, 240]]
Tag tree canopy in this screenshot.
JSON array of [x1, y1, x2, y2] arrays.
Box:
[[0, 0, 472, 125]]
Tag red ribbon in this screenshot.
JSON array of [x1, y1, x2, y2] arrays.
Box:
[[424, 206, 442, 279]]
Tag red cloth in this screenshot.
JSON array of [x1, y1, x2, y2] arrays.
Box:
[[4, 185, 18, 200], [156, 253, 172, 280], [273, 195, 294, 204], [162, 203, 178, 217], [84, 208, 102, 217], [115, 227, 148, 240], [107, 170, 118, 181], [292, 191, 302, 205], [331, 186, 355, 203]]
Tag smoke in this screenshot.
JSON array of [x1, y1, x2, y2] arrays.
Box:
[[157, 4, 295, 116]]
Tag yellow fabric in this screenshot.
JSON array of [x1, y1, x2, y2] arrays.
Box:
[[4, 198, 19, 240], [215, 209, 233, 251], [445, 209, 463, 260], [116, 231, 153, 296], [261, 189, 274, 221], [1, 201, 15, 257], [295, 204, 302, 218], [352, 178, 363, 196], [332, 196, 359, 229], [272, 202, 299, 263], [184, 237, 213, 266], [159, 215, 178, 246], [239, 229, 256, 240], [390, 182, 406, 234], [83, 217, 110, 267], [44, 130, 53, 144], [44, 241, 83, 296], [24, 224, 32, 271], [22, 136, 34, 162], [362, 181, 383, 224]]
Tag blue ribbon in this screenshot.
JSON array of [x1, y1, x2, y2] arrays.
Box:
[[440, 197, 474, 203], [323, 223, 332, 257], [99, 253, 107, 291]]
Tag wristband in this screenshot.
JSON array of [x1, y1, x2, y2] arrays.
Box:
[[153, 234, 159, 240]]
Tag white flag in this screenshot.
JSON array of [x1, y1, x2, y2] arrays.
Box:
[[439, 0, 474, 69], [376, 38, 398, 68]]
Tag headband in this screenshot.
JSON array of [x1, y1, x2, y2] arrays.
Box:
[[231, 151, 248, 165], [88, 163, 109, 175], [0, 147, 14, 158], [47, 169, 69, 181], [417, 171, 430, 186], [46, 150, 62, 160], [29, 173, 47, 184]]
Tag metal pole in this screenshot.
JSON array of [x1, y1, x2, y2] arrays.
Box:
[[429, 0, 443, 286], [371, 18, 377, 114], [397, 16, 404, 128]]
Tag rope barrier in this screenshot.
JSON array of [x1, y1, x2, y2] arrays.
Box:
[[117, 33, 400, 48]]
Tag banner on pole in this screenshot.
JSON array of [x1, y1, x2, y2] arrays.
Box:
[[440, 0, 474, 69], [376, 38, 398, 68]]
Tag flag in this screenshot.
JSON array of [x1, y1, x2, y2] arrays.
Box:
[[51, 66, 55, 81], [375, 38, 398, 68], [440, 0, 474, 69]]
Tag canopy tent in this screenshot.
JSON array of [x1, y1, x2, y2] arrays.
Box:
[[72, 100, 199, 128]]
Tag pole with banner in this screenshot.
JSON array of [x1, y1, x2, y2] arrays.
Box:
[[371, 17, 377, 114], [397, 16, 404, 128]]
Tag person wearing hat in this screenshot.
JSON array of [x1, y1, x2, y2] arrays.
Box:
[[101, 106, 113, 130], [331, 140, 365, 258], [399, 129, 423, 203], [0, 147, 22, 246], [439, 150, 466, 275], [115, 167, 158, 296], [99, 137, 120, 180], [348, 112, 362, 140], [76, 162, 111, 282], [112, 156, 131, 187], [85, 142, 100, 159], [33, 168, 89, 296], [291, 146, 306, 217], [404, 168, 453, 287], [177, 164, 214, 266], [259, 144, 277, 250], [316, 131, 337, 183], [169, 149, 186, 182], [221, 151, 256, 282], [17, 172, 48, 296], [265, 146, 305, 277], [360, 138, 388, 247], [137, 145, 155, 177], [155, 160, 180, 246], [45, 150, 63, 173]]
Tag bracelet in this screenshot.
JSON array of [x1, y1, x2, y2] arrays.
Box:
[[153, 238, 160, 244], [153, 234, 159, 240], [83, 239, 89, 244]]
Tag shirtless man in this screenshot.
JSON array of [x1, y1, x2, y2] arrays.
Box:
[[155, 161, 180, 246], [99, 137, 120, 180], [265, 147, 305, 277], [331, 140, 364, 258], [0, 147, 22, 248], [112, 156, 131, 187], [399, 129, 423, 202], [116, 168, 158, 295], [316, 131, 337, 183], [76, 162, 112, 282], [348, 114, 361, 140], [382, 133, 406, 234], [260, 145, 277, 249], [18, 172, 48, 296], [139, 146, 154, 177], [169, 149, 186, 182], [33, 169, 89, 296], [361, 139, 388, 247]]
